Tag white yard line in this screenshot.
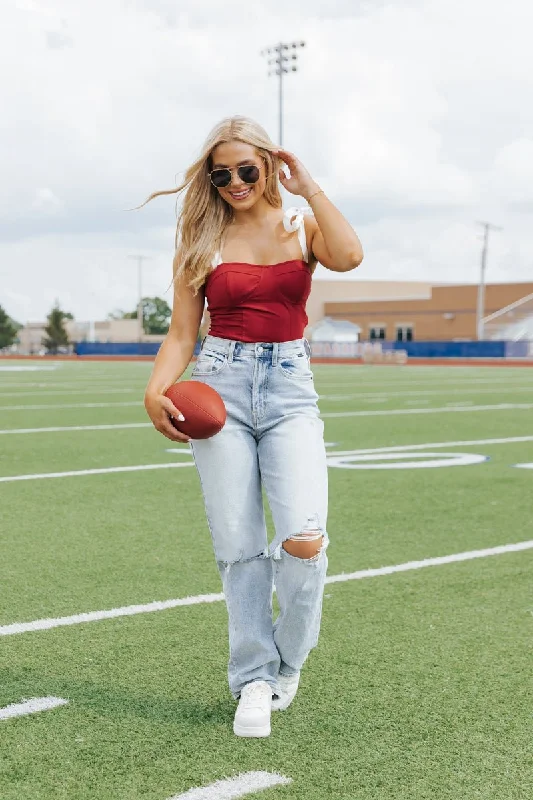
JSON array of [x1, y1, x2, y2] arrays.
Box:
[[328, 434, 533, 455], [320, 386, 533, 400], [2, 380, 531, 398], [1, 540, 531, 637], [0, 697, 68, 721], [0, 366, 60, 373], [1, 403, 533, 435], [321, 403, 533, 418], [0, 401, 141, 411], [0, 423, 152, 435], [0, 462, 194, 484], [0, 380, 146, 389], [0, 593, 225, 636], [0, 387, 139, 397], [325, 541, 533, 583], [169, 772, 291, 800], [320, 377, 533, 390]]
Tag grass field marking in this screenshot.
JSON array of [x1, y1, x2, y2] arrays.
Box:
[[328, 434, 533, 456], [0, 462, 195, 483], [0, 365, 60, 372], [0, 378, 147, 386], [322, 379, 533, 391], [0, 381, 147, 391], [320, 374, 533, 386], [326, 451, 489, 469], [325, 540, 533, 585], [0, 593, 226, 636], [0, 423, 152, 435], [320, 385, 533, 400], [2, 540, 531, 638], [0, 387, 140, 398], [321, 403, 533, 418], [1, 401, 141, 411], [0, 697, 68, 721], [2, 403, 533, 435], [1, 435, 531, 483], [169, 771, 292, 800]]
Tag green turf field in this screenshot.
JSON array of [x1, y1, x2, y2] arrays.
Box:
[[0, 359, 532, 799]]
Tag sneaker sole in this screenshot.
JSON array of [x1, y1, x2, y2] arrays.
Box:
[[233, 722, 271, 737]]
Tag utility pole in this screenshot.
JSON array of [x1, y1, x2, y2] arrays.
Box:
[[128, 255, 150, 342], [475, 222, 502, 340], [260, 40, 306, 146]]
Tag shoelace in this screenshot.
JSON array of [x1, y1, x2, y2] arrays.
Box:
[[242, 683, 271, 704]]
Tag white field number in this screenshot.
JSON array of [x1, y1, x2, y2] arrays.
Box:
[[326, 451, 490, 469]]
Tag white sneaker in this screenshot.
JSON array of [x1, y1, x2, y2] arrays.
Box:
[[272, 672, 300, 711], [233, 681, 272, 737]]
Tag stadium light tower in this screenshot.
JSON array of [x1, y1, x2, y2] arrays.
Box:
[[475, 221, 502, 341], [260, 40, 306, 146]]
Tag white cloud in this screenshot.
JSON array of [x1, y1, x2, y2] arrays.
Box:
[[487, 139, 533, 206], [1, 0, 533, 322], [31, 188, 63, 214]]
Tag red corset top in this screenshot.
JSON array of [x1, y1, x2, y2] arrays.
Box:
[[205, 260, 311, 343]]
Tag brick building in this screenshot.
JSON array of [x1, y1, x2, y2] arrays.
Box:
[[323, 282, 533, 342]]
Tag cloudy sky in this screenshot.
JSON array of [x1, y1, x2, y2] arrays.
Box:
[[2, 0, 532, 323]]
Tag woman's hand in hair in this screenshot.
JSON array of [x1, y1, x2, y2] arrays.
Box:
[[274, 149, 320, 201]]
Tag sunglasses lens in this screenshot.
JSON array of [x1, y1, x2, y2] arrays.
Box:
[[238, 165, 260, 184], [210, 169, 231, 188]]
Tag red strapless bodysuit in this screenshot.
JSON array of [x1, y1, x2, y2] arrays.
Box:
[[205, 260, 311, 343]]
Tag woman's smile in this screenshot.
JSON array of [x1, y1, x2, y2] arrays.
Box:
[[228, 187, 253, 201]]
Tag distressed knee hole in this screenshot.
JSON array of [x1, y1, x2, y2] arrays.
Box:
[[282, 529, 324, 560]]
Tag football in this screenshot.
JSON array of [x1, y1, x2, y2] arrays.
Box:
[[164, 380, 226, 439]]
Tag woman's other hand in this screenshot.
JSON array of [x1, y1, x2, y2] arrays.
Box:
[[144, 391, 191, 443]]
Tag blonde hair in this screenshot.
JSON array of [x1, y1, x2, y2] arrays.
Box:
[[141, 116, 282, 293]]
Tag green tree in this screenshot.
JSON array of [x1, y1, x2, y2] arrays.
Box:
[[42, 302, 73, 354], [117, 296, 172, 335], [0, 305, 19, 350], [142, 296, 172, 335]]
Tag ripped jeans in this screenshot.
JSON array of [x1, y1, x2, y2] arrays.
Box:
[[190, 336, 329, 698]]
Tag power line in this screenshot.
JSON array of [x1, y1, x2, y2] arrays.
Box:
[[260, 40, 306, 146], [475, 221, 503, 341]]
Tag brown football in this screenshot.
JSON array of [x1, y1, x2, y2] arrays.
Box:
[[164, 381, 226, 439]]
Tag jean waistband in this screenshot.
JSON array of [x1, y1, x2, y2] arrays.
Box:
[[202, 335, 310, 363]]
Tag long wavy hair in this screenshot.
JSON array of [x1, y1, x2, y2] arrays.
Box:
[[141, 116, 282, 294]]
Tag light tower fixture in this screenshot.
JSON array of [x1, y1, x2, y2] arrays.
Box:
[[260, 40, 306, 146]]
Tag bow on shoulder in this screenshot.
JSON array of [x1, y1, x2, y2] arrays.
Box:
[[282, 206, 312, 233]]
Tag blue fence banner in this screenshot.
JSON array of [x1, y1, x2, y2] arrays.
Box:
[[381, 341, 508, 358], [74, 341, 203, 357], [73, 340, 532, 359]]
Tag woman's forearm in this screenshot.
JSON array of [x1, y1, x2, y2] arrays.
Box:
[[145, 334, 196, 399]]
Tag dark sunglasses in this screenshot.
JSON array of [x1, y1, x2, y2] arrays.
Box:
[[208, 163, 262, 189]]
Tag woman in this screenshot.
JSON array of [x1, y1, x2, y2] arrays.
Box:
[[143, 116, 363, 738]]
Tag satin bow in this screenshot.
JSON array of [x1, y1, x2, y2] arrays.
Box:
[[282, 206, 311, 232]]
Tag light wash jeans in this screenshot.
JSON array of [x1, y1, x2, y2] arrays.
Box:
[[190, 335, 329, 698]]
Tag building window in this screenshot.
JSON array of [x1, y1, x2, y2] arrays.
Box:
[[369, 326, 386, 341], [396, 325, 413, 342]]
